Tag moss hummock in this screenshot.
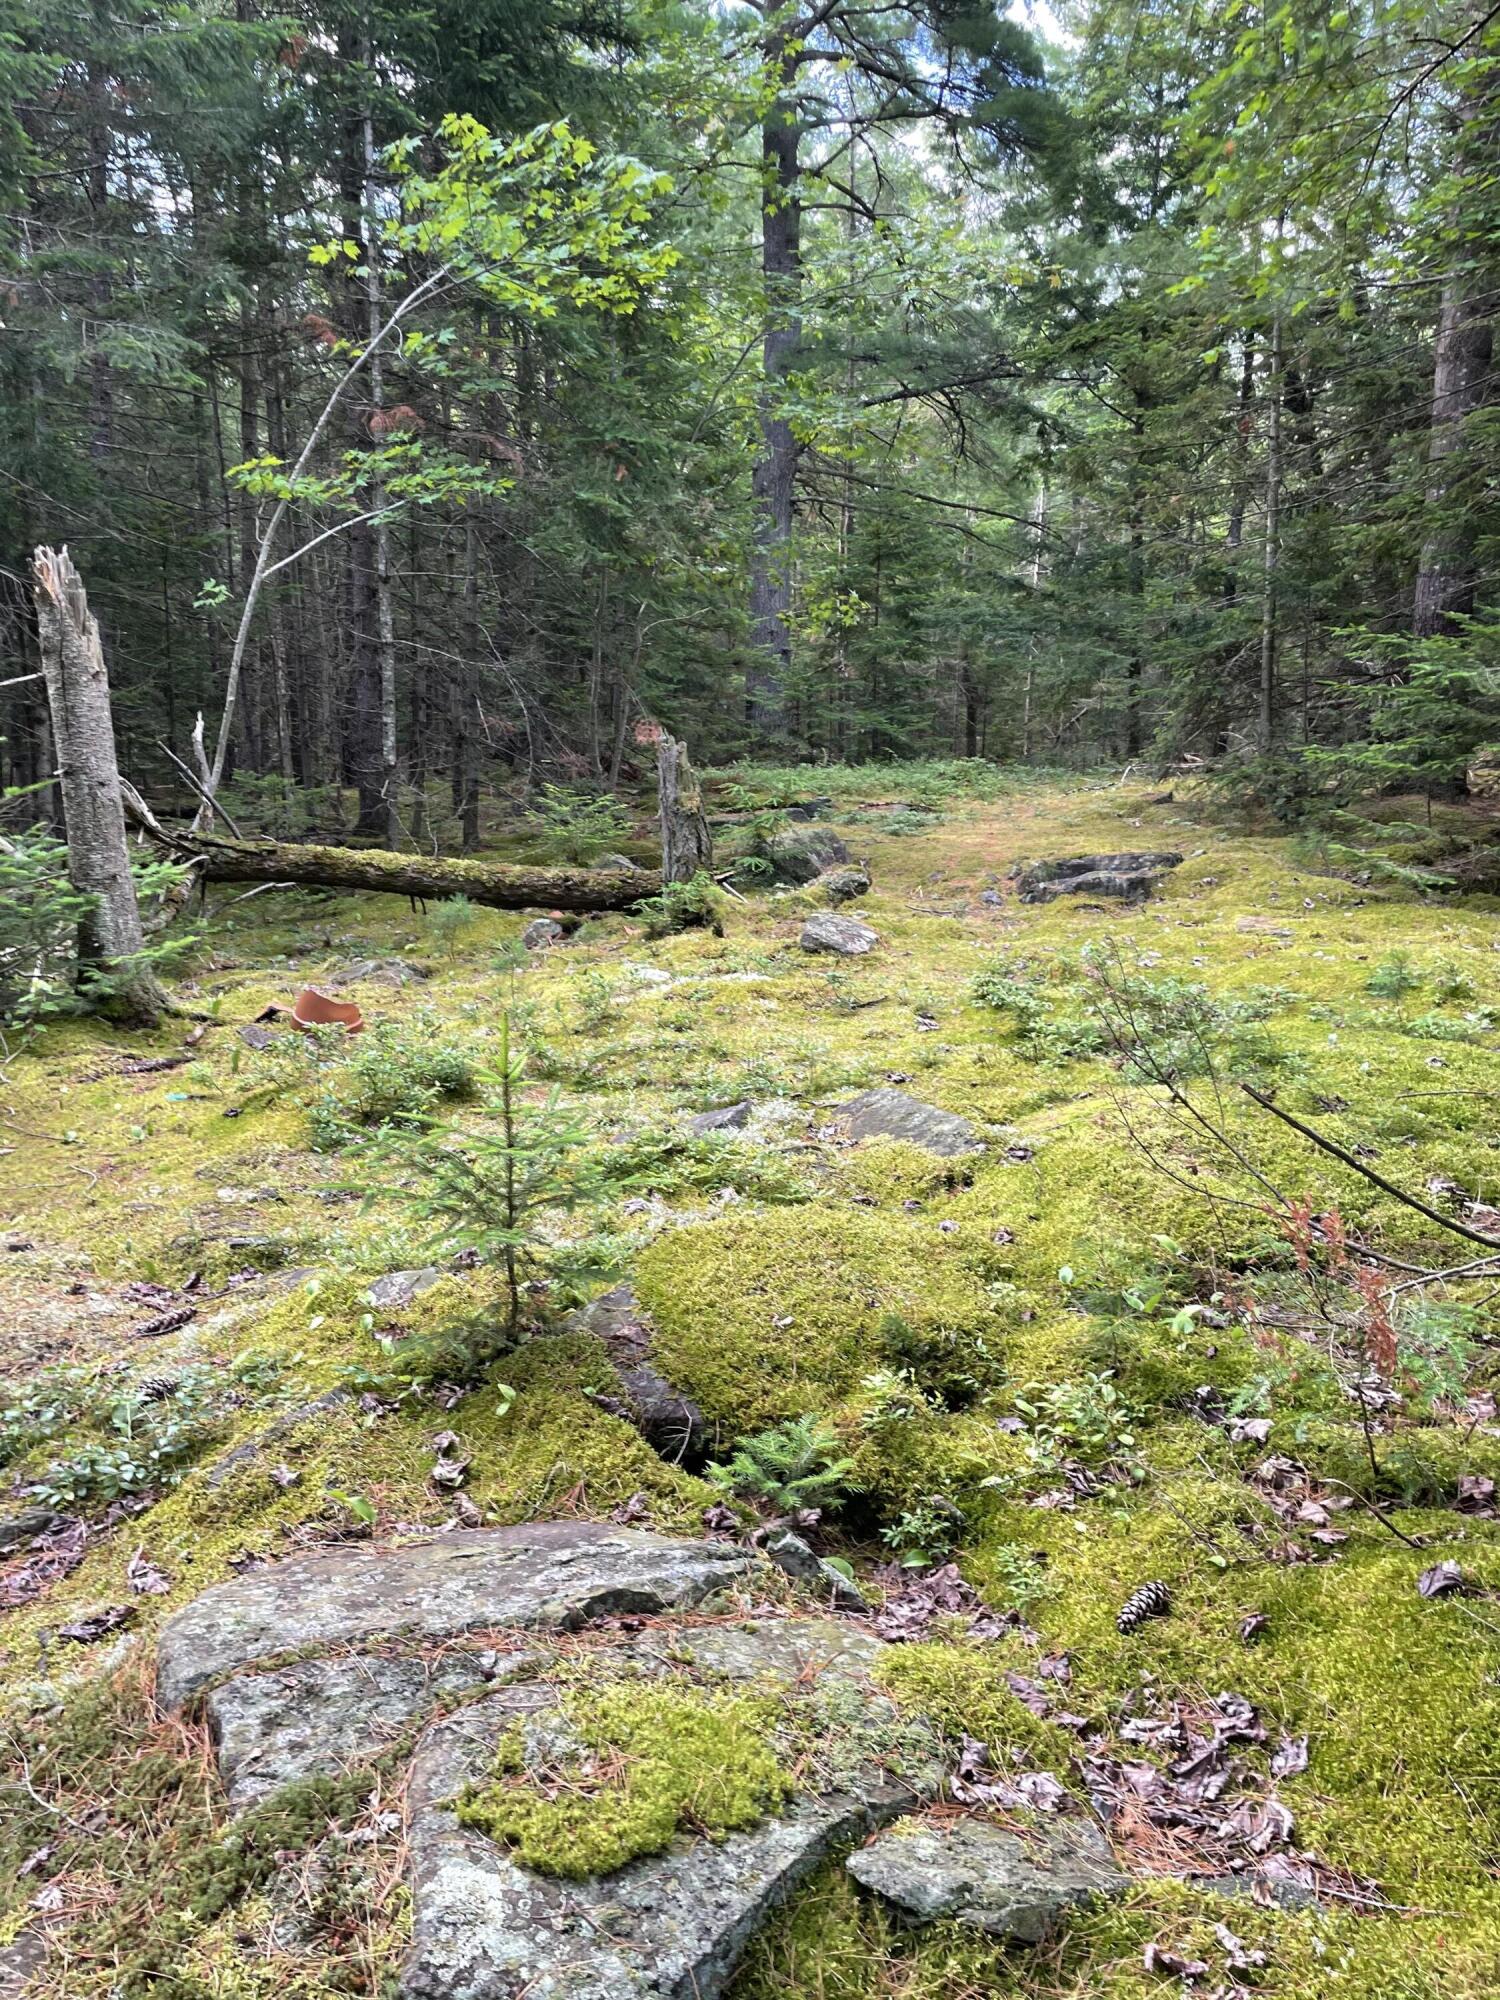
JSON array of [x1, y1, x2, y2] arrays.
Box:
[[455, 1683, 793, 1878]]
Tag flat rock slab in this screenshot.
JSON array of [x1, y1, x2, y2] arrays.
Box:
[[401, 1618, 940, 2000], [832, 1088, 980, 1159], [156, 1524, 754, 1712], [846, 1816, 1128, 1941], [800, 913, 878, 956], [207, 1644, 542, 1813]]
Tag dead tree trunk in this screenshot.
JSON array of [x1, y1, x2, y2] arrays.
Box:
[[656, 733, 713, 884], [31, 546, 167, 1025], [132, 829, 662, 912]]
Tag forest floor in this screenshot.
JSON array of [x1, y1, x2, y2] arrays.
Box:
[[4, 766, 1500, 1998]]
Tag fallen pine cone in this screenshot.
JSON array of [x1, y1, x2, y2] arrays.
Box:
[[130, 1305, 197, 1341], [1117, 1579, 1171, 1633]]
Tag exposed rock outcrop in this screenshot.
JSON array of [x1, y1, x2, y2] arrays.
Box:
[[1015, 851, 1183, 904], [155, 1523, 753, 1712], [846, 1816, 1128, 1940], [832, 1088, 980, 1159]]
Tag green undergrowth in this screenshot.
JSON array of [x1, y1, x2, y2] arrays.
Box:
[[7, 776, 1500, 1997]]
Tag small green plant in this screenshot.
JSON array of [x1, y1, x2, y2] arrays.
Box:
[[571, 968, 616, 1034], [1366, 952, 1423, 1000], [1399, 1008, 1496, 1043], [857, 1368, 939, 1431], [1431, 959, 1477, 1002], [707, 1416, 855, 1518], [880, 1495, 964, 1568], [306, 1015, 477, 1150], [638, 872, 726, 938], [529, 783, 632, 865], [429, 894, 477, 958], [357, 1012, 630, 1332], [985, 1541, 1058, 1612], [1012, 1371, 1141, 1476]]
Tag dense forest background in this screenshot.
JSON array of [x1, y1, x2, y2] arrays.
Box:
[[3, 0, 1499, 843]]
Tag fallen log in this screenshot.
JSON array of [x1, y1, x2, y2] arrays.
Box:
[[146, 832, 663, 912]]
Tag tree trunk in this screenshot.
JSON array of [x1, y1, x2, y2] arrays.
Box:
[[656, 733, 713, 884], [136, 830, 662, 911], [1414, 271, 1493, 638], [31, 547, 167, 1025], [747, 17, 802, 738], [1259, 312, 1283, 753], [363, 98, 401, 845]]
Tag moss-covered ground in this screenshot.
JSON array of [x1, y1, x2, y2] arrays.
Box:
[[4, 766, 1500, 1995]]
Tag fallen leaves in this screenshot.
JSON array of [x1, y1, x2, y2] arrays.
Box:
[[126, 1547, 172, 1596], [1417, 1558, 1467, 1599], [873, 1562, 1025, 1643]]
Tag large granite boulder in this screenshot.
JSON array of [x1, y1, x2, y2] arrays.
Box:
[[401, 1618, 942, 2000], [155, 1523, 754, 1712], [832, 1088, 980, 1159], [846, 1816, 1128, 1941]]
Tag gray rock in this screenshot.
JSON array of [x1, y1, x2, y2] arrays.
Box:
[[328, 957, 431, 988], [568, 1285, 712, 1467], [765, 825, 850, 885], [765, 1531, 869, 1613], [800, 913, 878, 956], [400, 1618, 939, 2000], [846, 1816, 1128, 1941], [0, 1507, 68, 1554], [207, 1646, 541, 1813], [157, 1524, 753, 1713], [523, 919, 566, 949], [832, 1088, 980, 1159], [595, 854, 642, 874], [814, 865, 871, 903], [0, 1928, 45, 2000], [1016, 853, 1182, 905], [367, 1267, 445, 1312], [689, 1101, 752, 1135]]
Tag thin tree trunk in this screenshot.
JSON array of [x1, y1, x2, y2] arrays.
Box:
[[747, 14, 802, 738], [1259, 312, 1283, 754], [32, 547, 166, 1025], [363, 98, 401, 846]]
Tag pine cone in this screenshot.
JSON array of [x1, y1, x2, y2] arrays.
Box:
[[131, 1305, 197, 1341], [1117, 1579, 1171, 1633], [137, 1375, 179, 1403]]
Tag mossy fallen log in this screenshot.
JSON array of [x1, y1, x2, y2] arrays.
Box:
[[163, 834, 663, 912]]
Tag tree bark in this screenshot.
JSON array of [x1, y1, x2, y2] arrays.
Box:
[[656, 732, 713, 884], [1414, 271, 1493, 638], [747, 13, 803, 738], [1259, 312, 1283, 753], [31, 547, 167, 1025], [137, 831, 662, 911]]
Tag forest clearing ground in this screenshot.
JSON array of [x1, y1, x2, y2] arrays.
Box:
[[4, 769, 1500, 1998]]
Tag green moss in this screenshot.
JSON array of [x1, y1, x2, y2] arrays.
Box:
[[874, 1644, 1078, 1765], [635, 1206, 1014, 1433], [455, 1682, 793, 1878]]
